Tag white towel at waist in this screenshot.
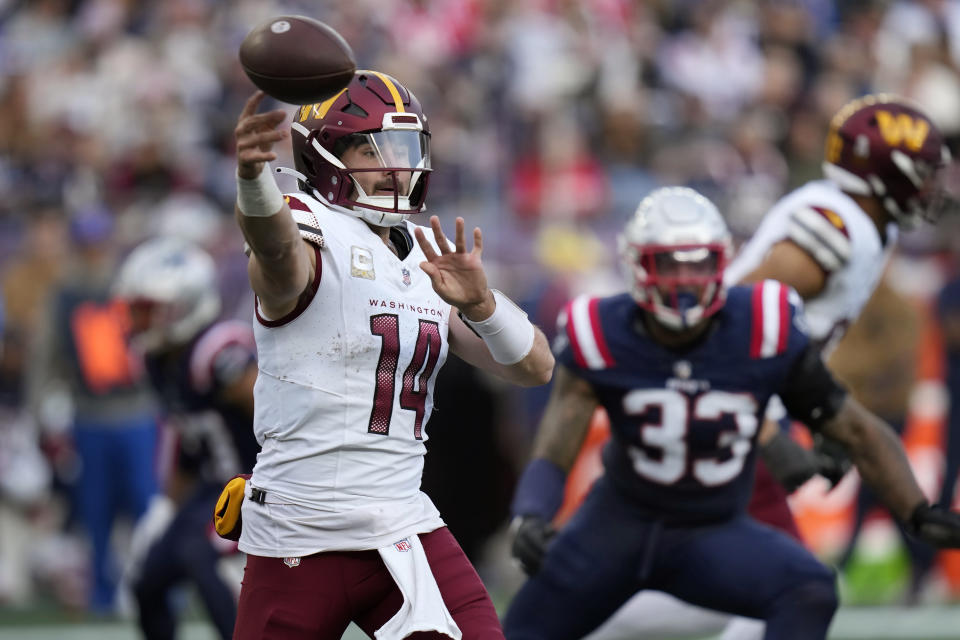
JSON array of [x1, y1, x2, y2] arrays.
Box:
[[375, 533, 462, 640]]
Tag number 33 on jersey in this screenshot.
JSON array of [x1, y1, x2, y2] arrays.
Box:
[[556, 281, 810, 524]]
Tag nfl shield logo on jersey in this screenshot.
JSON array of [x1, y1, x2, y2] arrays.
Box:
[[394, 538, 412, 552], [673, 360, 692, 379], [401, 267, 412, 286], [283, 556, 301, 568]]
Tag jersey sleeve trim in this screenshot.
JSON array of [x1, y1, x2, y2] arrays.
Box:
[[750, 280, 790, 359], [189, 320, 256, 393], [285, 196, 325, 248], [564, 295, 615, 370], [255, 244, 323, 328], [787, 205, 851, 273]]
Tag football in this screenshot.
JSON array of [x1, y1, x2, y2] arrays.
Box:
[[239, 15, 356, 105]]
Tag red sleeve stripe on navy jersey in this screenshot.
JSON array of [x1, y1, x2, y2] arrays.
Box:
[[750, 280, 790, 359], [564, 303, 587, 369], [565, 295, 615, 370], [749, 284, 763, 358], [776, 285, 789, 354], [189, 320, 256, 393]]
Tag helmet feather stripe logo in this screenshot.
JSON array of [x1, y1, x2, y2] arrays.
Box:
[[369, 70, 405, 113], [314, 88, 348, 121], [297, 89, 348, 122]]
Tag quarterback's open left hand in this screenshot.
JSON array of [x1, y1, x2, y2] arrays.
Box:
[[908, 503, 960, 548], [414, 216, 493, 320]]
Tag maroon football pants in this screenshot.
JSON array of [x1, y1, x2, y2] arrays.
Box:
[[748, 459, 802, 541], [233, 526, 504, 639]]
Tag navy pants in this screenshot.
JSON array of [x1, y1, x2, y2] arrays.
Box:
[[504, 478, 837, 640], [134, 482, 236, 640]]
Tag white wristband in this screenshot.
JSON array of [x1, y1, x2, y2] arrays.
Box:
[[237, 163, 284, 217], [462, 289, 535, 365]]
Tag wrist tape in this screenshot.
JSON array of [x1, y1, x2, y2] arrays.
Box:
[[237, 163, 283, 217], [462, 289, 535, 365]]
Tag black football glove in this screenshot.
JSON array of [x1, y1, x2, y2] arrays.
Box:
[[811, 434, 852, 488], [762, 430, 821, 493], [907, 503, 960, 548], [510, 515, 556, 576]]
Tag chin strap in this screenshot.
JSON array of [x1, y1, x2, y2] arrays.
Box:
[[274, 165, 309, 183]]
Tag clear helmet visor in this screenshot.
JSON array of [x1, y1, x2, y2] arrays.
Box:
[[341, 130, 431, 211], [917, 160, 960, 224]]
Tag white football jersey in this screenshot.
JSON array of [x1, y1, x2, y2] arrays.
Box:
[[725, 179, 897, 355], [240, 194, 451, 557]]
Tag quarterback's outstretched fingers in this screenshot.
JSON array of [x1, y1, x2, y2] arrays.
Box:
[[240, 150, 278, 163], [236, 110, 287, 136], [454, 217, 466, 254], [240, 91, 267, 119], [237, 129, 287, 151], [473, 227, 483, 257], [414, 227, 440, 261], [430, 216, 452, 254]]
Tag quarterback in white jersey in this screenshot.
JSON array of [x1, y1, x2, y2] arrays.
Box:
[[226, 69, 553, 640], [585, 94, 955, 640]]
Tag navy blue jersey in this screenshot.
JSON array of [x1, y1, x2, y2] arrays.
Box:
[[144, 320, 260, 477], [556, 282, 809, 524], [939, 277, 960, 317]]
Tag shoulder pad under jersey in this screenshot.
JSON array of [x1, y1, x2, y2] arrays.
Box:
[[284, 194, 325, 248], [241, 194, 325, 256], [786, 204, 851, 273]]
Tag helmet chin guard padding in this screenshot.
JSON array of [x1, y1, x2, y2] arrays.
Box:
[[284, 70, 431, 227], [113, 237, 221, 353], [822, 93, 953, 229], [618, 187, 733, 331]]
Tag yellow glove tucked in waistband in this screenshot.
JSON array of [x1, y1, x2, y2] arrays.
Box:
[[214, 473, 251, 541]]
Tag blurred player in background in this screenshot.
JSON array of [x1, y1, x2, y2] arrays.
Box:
[[504, 186, 960, 640], [226, 68, 553, 639], [114, 237, 259, 640], [556, 93, 959, 640], [829, 279, 935, 599], [28, 207, 159, 613]]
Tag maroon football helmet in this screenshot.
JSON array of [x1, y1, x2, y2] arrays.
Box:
[[286, 70, 431, 227], [823, 94, 952, 228]]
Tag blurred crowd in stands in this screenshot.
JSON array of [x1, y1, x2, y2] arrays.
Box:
[[4, 0, 960, 620]]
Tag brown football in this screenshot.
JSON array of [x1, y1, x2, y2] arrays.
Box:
[[239, 15, 356, 105]]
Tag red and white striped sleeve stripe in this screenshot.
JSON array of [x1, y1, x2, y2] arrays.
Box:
[[787, 205, 851, 273], [749, 280, 790, 359], [286, 196, 326, 248], [564, 296, 615, 370]]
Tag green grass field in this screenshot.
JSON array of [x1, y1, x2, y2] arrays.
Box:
[[2, 606, 960, 639]]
